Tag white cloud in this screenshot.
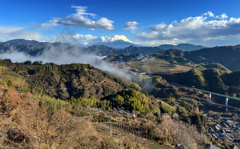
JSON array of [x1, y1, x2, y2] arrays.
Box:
[[0, 26, 41, 41], [73, 34, 96, 40], [123, 21, 139, 30], [0, 38, 7, 42], [149, 23, 167, 31], [204, 11, 214, 17], [72, 6, 96, 17], [136, 12, 240, 46], [216, 13, 228, 19], [41, 6, 115, 31], [41, 18, 59, 27], [137, 31, 159, 40]]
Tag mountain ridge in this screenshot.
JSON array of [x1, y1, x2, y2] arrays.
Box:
[[2, 39, 240, 71], [2, 39, 207, 51], [158, 43, 206, 51]]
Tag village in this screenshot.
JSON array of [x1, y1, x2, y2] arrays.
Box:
[[204, 110, 240, 149]]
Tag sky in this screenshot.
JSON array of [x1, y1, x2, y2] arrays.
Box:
[[1, 0, 240, 47]]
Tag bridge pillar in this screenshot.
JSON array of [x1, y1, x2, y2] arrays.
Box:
[[209, 94, 211, 99], [225, 98, 228, 112], [225, 98, 228, 106]]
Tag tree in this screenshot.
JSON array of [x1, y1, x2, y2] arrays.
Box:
[[45, 62, 55, 65], [130, 82, 142, 91], [24, 60, 32, 65], [33, 61, 43, 65], [112, 95, 124, 106], [176, 106, 188, 119], [164, 97, 176, 105]]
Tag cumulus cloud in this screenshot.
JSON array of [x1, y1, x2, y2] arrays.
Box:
[[40, 6, 115, 31], [137, 31, 159, 40], [216, 13, 228, 19], [73, 34, 98, 41], [123, 21, 139, 30], [0, 26, 41, 41], [72, 6, 96, 17], [136, 12, 240, 46], [149, 23, 167, 31], [204, 11, 214, 17]]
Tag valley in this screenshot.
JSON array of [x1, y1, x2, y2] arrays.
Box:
[[1, 39, 240, 148], [2, 1, 240, 148]]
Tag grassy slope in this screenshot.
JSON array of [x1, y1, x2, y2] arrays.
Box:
[[125, 59, 192, 74]]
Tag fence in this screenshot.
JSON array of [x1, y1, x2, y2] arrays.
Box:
[[92, 117, 159, 143]]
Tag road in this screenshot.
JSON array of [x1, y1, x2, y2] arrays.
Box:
[[200, 100, 240, 111], [195, 88, 240, 101]]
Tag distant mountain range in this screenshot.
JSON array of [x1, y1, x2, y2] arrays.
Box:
[[2, 39, 240, 71], [235, 44, 240, 48], [106, 46, 240, 71], [158, 43, 206, 51], [92, 40, 206, 50], [2, 39, 71, 49], [3, 39, 50, 48], [1, 39, 207, 51], [0, 39, 165, 56], [1, 39, 136, 49]]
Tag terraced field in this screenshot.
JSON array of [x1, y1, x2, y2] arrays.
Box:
[[124, 59, 193, 74]]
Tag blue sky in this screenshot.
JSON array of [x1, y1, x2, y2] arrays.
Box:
[[1, 0, 240, 46]]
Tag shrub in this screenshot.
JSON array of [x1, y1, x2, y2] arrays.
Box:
[[163, 97, 176, 106], [159, 102, 174, 116]]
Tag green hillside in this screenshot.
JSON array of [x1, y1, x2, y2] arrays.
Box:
[[185, 46, 240, 71], [200, 63, 231, 72], [161, 67, 240, 98], [0, 59, 127, 100]]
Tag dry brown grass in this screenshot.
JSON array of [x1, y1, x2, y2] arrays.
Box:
[[145, 114, 206, 149], [0, 86, 150, 149], [0, 86, 101, 149]]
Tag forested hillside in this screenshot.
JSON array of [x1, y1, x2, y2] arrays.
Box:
[[0, 59, 128, 100], [161, 67, 240, 98], [0, 58, 212, 148], [106, 46, 240, 72], [185, 46, 240, 71]]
